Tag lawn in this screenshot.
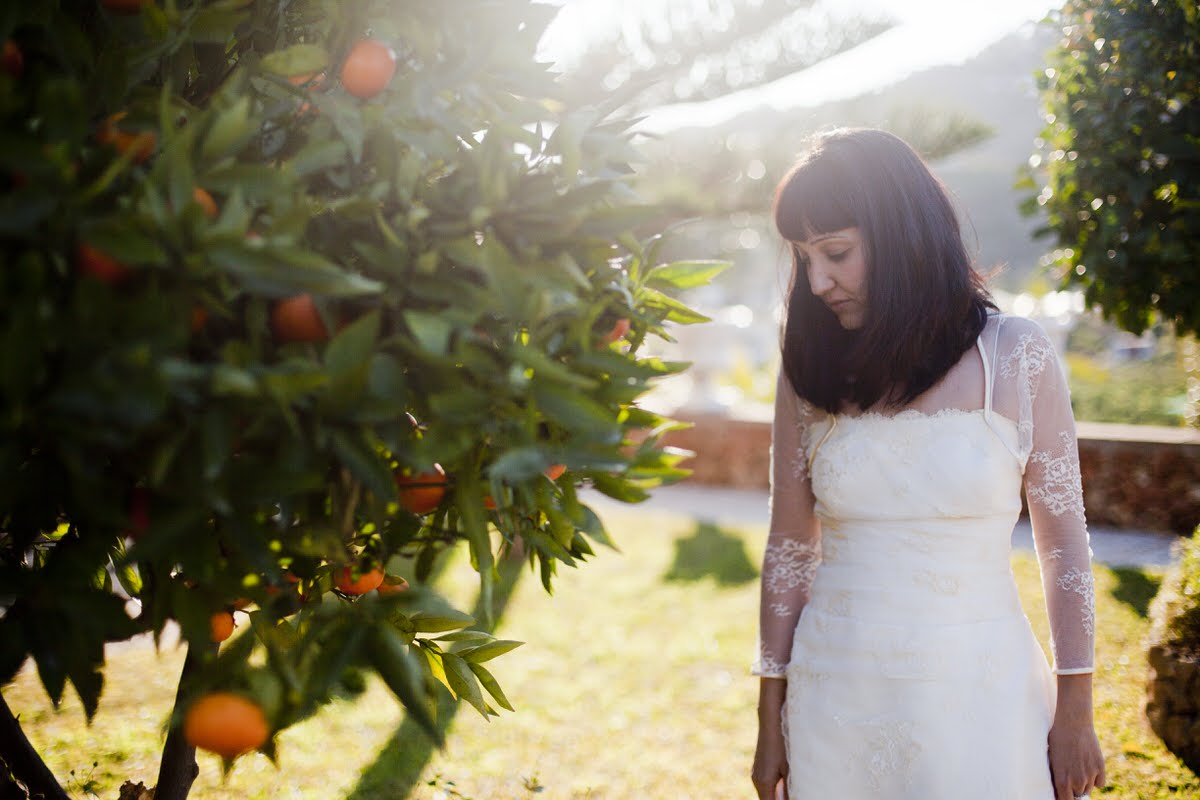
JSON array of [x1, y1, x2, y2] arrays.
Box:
[[3, 503, 1198, 799]]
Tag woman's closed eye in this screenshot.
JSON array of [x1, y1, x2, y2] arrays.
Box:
[[827, 250, 850, 262]]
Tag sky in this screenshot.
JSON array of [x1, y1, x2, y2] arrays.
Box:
[[538, 0, 1060, 132]]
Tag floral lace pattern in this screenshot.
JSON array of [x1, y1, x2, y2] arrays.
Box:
[[845, 718, 922, 791], [1055, 567, 1096, 637], [752, 639, 789, 678], [764, 538, 822, 599], [1027, 430, 1086, 519], [999, 329, 1055, 463]]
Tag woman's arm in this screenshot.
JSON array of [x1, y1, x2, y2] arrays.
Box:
[[1003, 318, 1104, 799], [751, 370, 822, 800]]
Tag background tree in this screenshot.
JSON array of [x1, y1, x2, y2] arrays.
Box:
[[0, 1, 723, 798], [1022, 0, 1199, 336]]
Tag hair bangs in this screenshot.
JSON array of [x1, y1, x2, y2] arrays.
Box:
[[773, 153, 858, 242]]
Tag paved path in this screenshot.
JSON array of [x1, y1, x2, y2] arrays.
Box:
[[581, 483, 1183, 568]]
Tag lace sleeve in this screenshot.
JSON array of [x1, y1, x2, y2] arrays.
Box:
[[752, 369, 823, 678], [1001, 318, 1095, 675]]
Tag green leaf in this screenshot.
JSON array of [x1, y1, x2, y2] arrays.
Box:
[[409, 609, 476, 633], [403, 311, 454, 356], [329, 429, 396, 502], [637, 287, 711, 324], [369, 627, 443, 746], [432, 630, 494, 643], [532, 381, 620, 441], [644, 259, 732, 291], [453, 467, 495, 627], [207, 241, 383, 298], [453, 639, 523, 664], [487, 447, 548, 483], [201, 96, 253, 161], [325, 310, 380, 374], [261, 44, 329, 77], [467, 661, 514, 712], [441, 653, 488, 717], [512, 344, 598, 389]]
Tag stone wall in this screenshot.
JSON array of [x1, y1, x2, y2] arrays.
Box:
[[660, 410, 1200, 535]]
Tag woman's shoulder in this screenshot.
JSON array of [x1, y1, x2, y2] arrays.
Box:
[[985, 312, 1058, 379], [986, 311, 1053, 346]]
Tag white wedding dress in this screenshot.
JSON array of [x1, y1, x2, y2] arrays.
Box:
[[753, 312, 1096, 798]]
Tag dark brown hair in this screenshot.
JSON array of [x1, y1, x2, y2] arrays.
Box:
[[773, 127, 997, 414]]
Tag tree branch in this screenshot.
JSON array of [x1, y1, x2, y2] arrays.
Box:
[[153, 641, 219, 800], [0, 693, 69, 800]]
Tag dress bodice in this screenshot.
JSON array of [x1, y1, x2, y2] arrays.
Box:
[[752, 312, 1096, 680]]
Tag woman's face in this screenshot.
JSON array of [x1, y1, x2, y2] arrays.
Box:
[[793, 226, 867, 330]]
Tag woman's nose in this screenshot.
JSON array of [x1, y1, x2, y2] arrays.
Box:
[[808, 262, 834, 295]]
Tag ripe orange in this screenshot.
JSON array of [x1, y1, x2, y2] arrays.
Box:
[[375, 576, 409, 595], [183, 693, 269, 758], [210, 611, 235, 643], [270, 294, 329, 343], [335, 565, 384, 595], [76, 243, 131, 284], [544, 463, 567, 481], [483, 494, 497, 510], [395, 464, 447, 514], [340, 39, 397, 99], [599, 317, 631, 345], [96, 112, 156, 163], [192, 187, 218, 218], [2, 41, 22, 78]]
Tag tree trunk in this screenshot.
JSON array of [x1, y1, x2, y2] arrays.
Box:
[[153, 641, 218, 800], [0, 692, 69, 800]]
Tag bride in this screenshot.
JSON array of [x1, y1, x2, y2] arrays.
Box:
[[750, 128, 1105, 799]]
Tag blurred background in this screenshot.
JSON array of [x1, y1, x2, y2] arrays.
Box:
[[538, 0, 1190, 426]]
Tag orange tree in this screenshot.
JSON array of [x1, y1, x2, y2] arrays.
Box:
[[0, 2, 727, 797]]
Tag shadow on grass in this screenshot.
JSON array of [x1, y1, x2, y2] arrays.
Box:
[[662, 521, 758, 587], [1109, 566, 1163, 619], [347, 552, 527, 800]]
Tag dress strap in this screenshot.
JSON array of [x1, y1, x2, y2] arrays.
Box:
[[976, 330, 994, 422]]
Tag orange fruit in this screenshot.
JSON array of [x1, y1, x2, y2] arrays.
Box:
[[340, 39, 397, 99], [190, 306, 208, 333], [483, 494, 497, 510], [270, 294, 329, 343], [395, 464, 447, 514], [376, 576, 409, 595], [183, 693, 269, 758], [599, 317, 631, 345], [192, 187, 218, 218], [335, 565, 384, 595], [96, 112, 156, 163], [230, 597, 253, 611], [2, 40, 22, 78], [544, 463, 567, 481], [76, 242, 131, 284], [210, 611, 235, 643]]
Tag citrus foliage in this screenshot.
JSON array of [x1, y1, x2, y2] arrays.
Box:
[[0, 0, 726, 772], [1022, 0, 1200, 335]]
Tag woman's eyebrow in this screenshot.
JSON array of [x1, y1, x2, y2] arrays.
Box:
[[798, 234, 849, 246]]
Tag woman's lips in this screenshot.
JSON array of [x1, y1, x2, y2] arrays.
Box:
[[827, 299, 851, 311]]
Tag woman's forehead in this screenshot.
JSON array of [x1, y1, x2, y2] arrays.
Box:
[[792, 226, 858, 245]]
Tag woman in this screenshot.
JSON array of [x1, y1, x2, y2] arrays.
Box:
[[750, 128, 1105, 800]]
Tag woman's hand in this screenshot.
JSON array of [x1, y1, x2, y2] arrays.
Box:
[[1048, 718, 1104, 799], [753, 678, 789, 800], [1048, 673, 1105, 800], [751, 720, 788, 800]]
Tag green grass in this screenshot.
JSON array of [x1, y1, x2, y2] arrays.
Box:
[[4, 506, 1198, 799]]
